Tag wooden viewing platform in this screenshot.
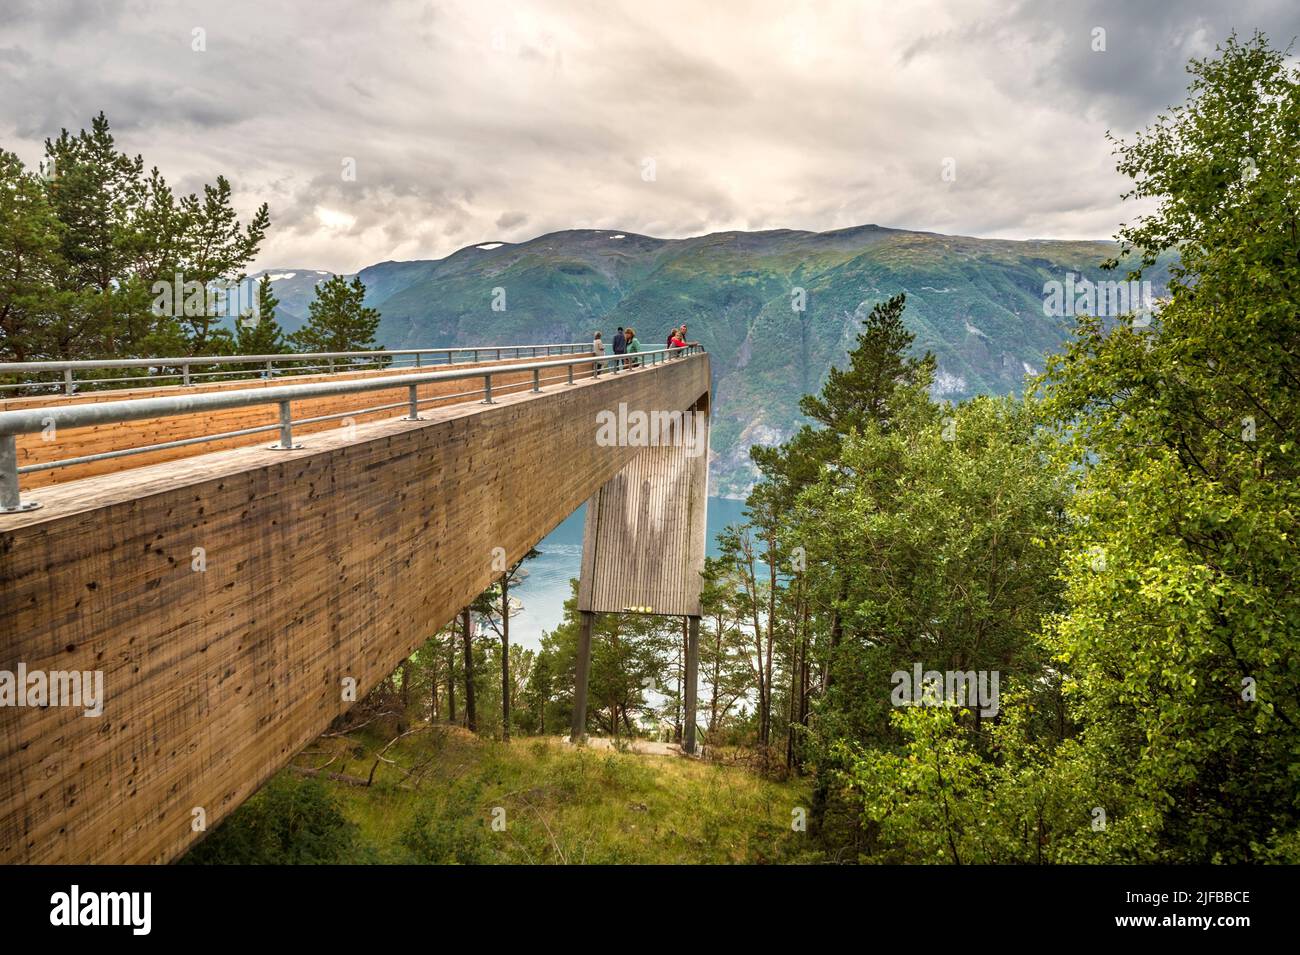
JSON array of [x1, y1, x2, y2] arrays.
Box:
[[0, 345, 710, 863]]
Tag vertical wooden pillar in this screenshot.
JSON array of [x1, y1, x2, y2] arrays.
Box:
[[683, 615, 700, 755], [571, 610, 595, 743], [462, 608, 476, 732]]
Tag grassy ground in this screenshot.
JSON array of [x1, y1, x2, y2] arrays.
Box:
[[287, 725, 815, 864]]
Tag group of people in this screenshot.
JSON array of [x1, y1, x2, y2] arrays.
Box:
[[591, 324, 696, 372]]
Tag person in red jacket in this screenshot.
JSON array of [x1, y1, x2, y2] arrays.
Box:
[[668, 326, 686, 356]]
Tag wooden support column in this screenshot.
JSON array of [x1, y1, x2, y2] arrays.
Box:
[[574, 400, 710, 751], [571, 610, 595, 742], [462, 608, 476, 732], [683, 615, 700, 755]]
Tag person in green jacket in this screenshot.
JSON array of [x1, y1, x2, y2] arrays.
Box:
[[624, 327, 642, 367]]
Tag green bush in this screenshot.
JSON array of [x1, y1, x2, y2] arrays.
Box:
[[181, 775, 358, 865]]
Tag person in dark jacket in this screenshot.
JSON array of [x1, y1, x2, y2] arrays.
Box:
[[612, 326, 626, 372]]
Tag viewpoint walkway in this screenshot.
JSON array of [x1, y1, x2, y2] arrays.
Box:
[[0, 343, 711, 863]]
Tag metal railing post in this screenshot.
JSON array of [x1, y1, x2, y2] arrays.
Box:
[[265, 359, 274, 378], [415, 352, 422, 368], [63, 368, 73, 395], [182, 363, 191, 387], [473, 349, 479, 363], [532, 369, 541, 393], [269, 401, 301, 450], [0, 433, 39, 512], [482, 374, 494, 404], [405, 384, 423, 420], [567, 363, 574, 385]]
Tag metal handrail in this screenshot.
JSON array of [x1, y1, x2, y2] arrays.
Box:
[[0, 345, 704, 512], [0, 342, 593, 394]]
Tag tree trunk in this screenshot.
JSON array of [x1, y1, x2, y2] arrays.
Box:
[[500, 575, 511, 742], [741, 539, 768, 747], [764, 529, 777, 748], [797, 593, 811, 770], [709, 612, 722, 734], [785, 631, 798, 771], [826, 576, 847, 690], [462, 608, 476, 732], [430, 641, 439, 721], [446, 630, 456, 724], [674, 627, 683, 743]]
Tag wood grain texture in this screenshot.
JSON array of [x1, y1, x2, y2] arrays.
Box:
[[4, 354, 592, 488], [578, 400, 710, 617], [0, 354, 709, 864]]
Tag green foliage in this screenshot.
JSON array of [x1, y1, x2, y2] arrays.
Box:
[[0, 112, 267, 373], [234, 274, 288, 354], [400, 780, 491, 864], [288, 274, 382, 356], [724, 32, 1300, 865], [1036, 31, 1300, 863], [533, 581, 677, 739], [180, 776, 359, 865], [0, 149, 65, 366]]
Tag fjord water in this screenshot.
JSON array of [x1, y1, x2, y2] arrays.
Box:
[[510, 496, 747, 650]]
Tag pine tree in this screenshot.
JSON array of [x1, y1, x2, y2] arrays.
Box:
[[235, 275, 288, 354], [173, 176, 269, 354], [0, 150, 64, 366], [288, 274, 382, 358], [24, 112, 267, 365]]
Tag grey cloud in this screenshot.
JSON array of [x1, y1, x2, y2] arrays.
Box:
[[1, 0, 1294, 273]]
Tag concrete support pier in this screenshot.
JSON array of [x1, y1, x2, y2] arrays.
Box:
[[683, 615, 700, 754], [571, 397, 710, 752], [571, 611, 595, 742]]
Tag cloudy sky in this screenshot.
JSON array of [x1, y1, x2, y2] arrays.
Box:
[[2, 0, 1297, 273]]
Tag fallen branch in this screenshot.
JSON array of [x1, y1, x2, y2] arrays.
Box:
[[288, 765, 373, 787]]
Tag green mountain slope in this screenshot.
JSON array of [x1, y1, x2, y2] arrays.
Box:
[[264, 225, 1169, 496]]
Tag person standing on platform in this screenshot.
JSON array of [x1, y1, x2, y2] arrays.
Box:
[[612, 325, 627, 372]]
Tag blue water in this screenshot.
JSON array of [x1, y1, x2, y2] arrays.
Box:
[[511, 496, 748, 650]]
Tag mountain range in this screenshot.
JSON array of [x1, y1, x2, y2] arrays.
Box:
[[253, 224, 1170, 497]]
